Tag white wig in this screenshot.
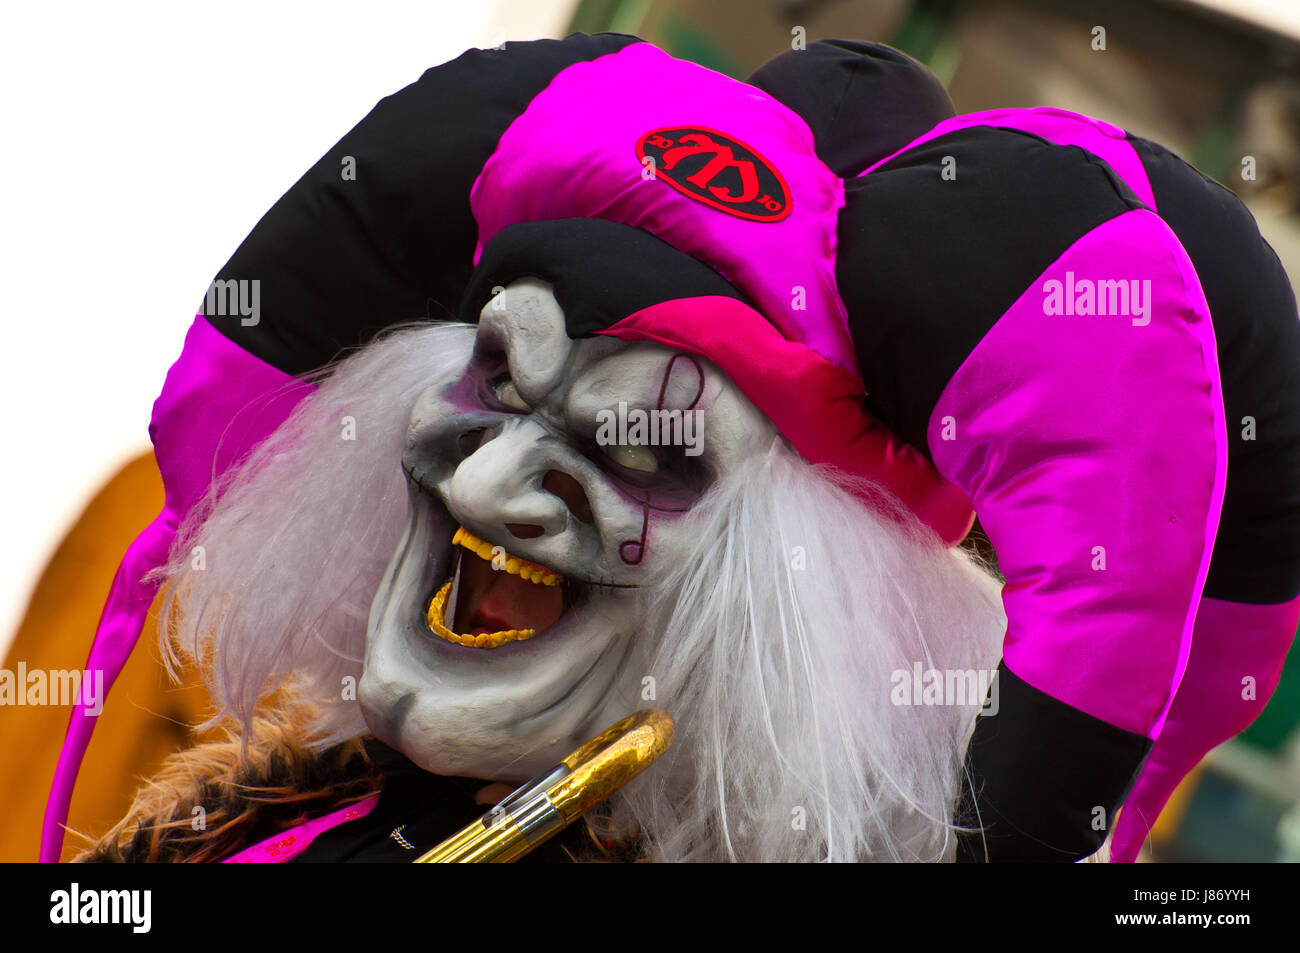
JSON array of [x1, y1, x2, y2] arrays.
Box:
[[614, 448, 1006, 862], [156, 322, 477, 744], [156, 321, 1005, 861]]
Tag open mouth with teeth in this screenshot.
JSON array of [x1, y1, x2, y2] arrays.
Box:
[[425, 526, 569, 649]]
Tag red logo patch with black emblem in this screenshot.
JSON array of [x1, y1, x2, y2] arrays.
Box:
[[636, 126, 792, 222]]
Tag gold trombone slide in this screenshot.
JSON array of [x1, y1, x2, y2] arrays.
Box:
[[415, 708, 675, 863]]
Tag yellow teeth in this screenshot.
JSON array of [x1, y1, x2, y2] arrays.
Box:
[[451, 527, 563, 587], [425, 581, 535, 650], [424, 526, 564, 649]]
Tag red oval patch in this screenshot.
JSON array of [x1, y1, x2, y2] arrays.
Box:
[[636, 126, 793, 222]]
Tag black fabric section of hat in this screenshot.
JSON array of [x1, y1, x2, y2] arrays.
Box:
[[836, 124, 1145, 457], [1127, 134, 1300, 606], [747, 39, 957, 179], [290, 739, 590, 863], [954, 661, 1152, 863], [204, 33, 643, 376], [460, 217, 753, 336]]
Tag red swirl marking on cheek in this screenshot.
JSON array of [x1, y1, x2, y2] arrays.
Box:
[[619, 354, 706, 565], [656, 353, 705, 411], [619, 506, 650, 565]]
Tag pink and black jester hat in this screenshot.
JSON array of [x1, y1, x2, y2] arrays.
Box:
[[45, 33, 1300, 863]]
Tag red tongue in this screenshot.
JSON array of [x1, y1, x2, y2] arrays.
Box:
[[453, 548, 564, 636]]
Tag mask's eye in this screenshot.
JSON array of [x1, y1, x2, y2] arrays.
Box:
[[601, 443, 659, 473], [492, 377, 530, 413]]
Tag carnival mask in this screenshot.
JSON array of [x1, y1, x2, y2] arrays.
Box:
[[359, 278, 778, 779]]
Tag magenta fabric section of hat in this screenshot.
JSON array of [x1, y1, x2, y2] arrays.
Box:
[[928, 209, 1227, 738], [469, 41, 856, 374], [1110, 593, 1300, 861], [860, 106, 1157, 210], [150, 316, 316, 523], [223, 795, 381, 863], [41, 315, 311, 862], [598, 297, 976, 546]]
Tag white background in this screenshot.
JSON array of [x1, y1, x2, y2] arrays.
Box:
[[0, 0, 577, 657]]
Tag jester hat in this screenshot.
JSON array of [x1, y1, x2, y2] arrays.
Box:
[[46, 33, 1300, 864]]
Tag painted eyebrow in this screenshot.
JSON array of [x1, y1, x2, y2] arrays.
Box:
[[562, 353, 707, 442], [561, 371, 659, 438]]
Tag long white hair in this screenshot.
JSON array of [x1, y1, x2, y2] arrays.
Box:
[[156, 321, 1005, 861], [614, 448, 1006, 862], [156, 322, 477, 744]]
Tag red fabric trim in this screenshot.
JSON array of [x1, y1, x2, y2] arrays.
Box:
[[597, 297, 974, 545]]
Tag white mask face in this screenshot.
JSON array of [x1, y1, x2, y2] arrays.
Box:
[[359, 278, 777, 779]]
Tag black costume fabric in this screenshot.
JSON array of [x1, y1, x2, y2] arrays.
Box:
[[291, 742, 605, 863]]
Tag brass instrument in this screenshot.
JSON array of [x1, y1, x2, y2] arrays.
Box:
[[416, 708, 674, 863]]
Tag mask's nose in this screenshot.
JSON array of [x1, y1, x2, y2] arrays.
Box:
[[540, 469, 594, 523], [443, 419, 595, 537]]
